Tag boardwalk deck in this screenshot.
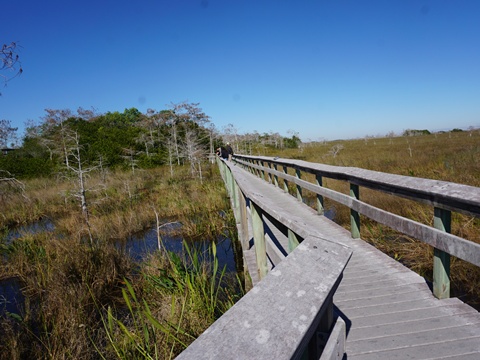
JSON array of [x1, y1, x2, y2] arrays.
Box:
[[226, 161, 480, 359]]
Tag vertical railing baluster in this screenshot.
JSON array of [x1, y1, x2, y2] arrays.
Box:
[[267, 162, 272, 184], [288, 229, 300, 253], [316, 174, 324, 215], [283, 165, 289, 193], [433, 207, 451, 299], [350, 183, 360, 238], [273, 163, 279, 188], [260, 160, 265, 181], [251, 202, 268, 280], [238, 188, 249, 250], [296, 168, 303, 202]]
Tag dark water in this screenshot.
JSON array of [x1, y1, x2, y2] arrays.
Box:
[[0, 277, 25, 319], [5, 218, 55, 244], [1, 220, 239, 319], [117, 223, 238, 273]]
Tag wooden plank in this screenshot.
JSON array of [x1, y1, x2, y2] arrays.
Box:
[[347, 314, 480, 342], [348, 337, 480, 360]]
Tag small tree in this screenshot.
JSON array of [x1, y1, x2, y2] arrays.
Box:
[[0, 119, 18, 148], [1, 42, 22, 94], [64, 130, 98, 244]]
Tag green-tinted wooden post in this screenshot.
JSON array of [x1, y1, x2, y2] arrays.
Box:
[[238, 189, 249, 250], [295, 169, 303, 202], [231, 176, 240, 219], [288, 229, 300, 253], [316, 174, 324, 215], [267, 162, 272, 184], [260, 161, 266, 181], [283, 165, 289, 193], [255, 160, 261, 178], [433, 207, 451, 299], [273, 163, 279, 187], [225, 165, 232, 196], [251, 202, 268, 280], [350, 183, 360, 238]]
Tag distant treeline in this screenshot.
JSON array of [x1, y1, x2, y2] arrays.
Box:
[[0, 103, 301, 179]]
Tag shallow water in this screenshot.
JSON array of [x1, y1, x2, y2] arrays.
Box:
[[1, 220, 239, 319], [5, 218, 55, 244], [118, 224, 238, 272]]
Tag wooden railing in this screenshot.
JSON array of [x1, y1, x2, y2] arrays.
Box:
[[233, 154, 480, 300], [177, 158, 353, 360]]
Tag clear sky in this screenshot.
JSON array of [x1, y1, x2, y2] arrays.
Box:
[[2, 0, 480, 141]]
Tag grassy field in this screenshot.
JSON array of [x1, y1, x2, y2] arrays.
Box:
[[252, 129, 480, 308]]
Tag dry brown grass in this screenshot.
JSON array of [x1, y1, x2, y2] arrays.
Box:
[[0, 162, 236, 359]]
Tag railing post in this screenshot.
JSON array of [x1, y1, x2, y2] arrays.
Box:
[[226, 166, 234, 198], [231, 175, 240, 218], [260, 160, 266, 181], [255, 160, 261, 178], [288, 229, 300, 253], [350, 183, 360, 238], [316, 174, 324, 215], [267, 162, 272, 184], [296, 168, 303, 202], [238, 188, 249, 250], [283, 165, 289, 193], [433, 207, 451, 299], [251, 201, 268, 280], [273, 163, 279, 188]]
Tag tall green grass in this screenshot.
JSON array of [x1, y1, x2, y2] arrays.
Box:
[[97, 241, 241, 359]]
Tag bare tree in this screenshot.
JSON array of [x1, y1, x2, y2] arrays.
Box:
[[329, 144, 344, 158], [64, 131, 98, 244], [1, 42, 22, 94], [0, 170, 26, 204], [182, 128, 208, 182], [0, 119, 18, 148], [41, 109, 74, 167], [122, 148, 141, 174]]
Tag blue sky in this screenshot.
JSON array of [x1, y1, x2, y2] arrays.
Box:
[[2, 0, 480, 141]]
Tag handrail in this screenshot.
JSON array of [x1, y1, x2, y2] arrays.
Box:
[[233, 154, 480, 299], [177, 158, 353, 360]]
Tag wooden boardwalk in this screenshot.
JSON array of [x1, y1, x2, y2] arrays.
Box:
[[228, 161, 480, 359], [335, 237, 480, 359]]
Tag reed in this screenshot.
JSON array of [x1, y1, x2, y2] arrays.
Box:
[[97, 241, 241, 359]]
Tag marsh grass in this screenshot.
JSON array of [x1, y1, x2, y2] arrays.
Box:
[[97, 241, 241, 359], [0, 162, 240, 359]]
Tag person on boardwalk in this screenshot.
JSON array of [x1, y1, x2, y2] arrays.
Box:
[[216, 147, 229, 160], [225, 142, 233, 161]]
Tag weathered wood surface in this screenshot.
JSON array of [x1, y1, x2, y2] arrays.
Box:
[[334, 236, 480, 359], [234, 155, 480, 216], [233, 156, 480, 268], [176, 236, 352, 360], [226, 160, 480, 359]]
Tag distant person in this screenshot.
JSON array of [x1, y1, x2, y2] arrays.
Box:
[[216, 147, 229, 160], [225, 142, 233, 161]]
